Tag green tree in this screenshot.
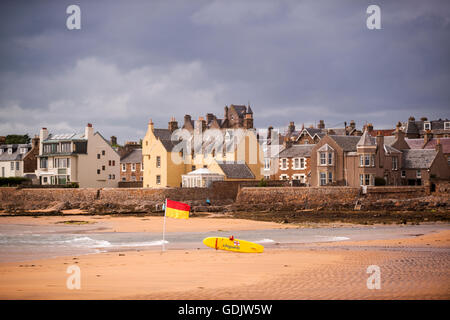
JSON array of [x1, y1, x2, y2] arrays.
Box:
[[5, 134, 30, 144]]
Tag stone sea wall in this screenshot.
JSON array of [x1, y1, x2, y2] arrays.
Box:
[[0, 183, 448, 214]]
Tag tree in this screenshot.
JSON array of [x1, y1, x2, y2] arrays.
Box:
[[5, 134, 30, 144]]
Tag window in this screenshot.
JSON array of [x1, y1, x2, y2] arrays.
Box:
[[131, 163, 136, 172], [328, 153, 333, 165], [416, 170, 421, 178], [156, 175, 161, 184], [0, 149, 3, 154], [20, 148, 27, 154], [401, 170, 406, 178], [16, 162, 19, 170], [445, 122, 450, 130], [156, 156, 161, 168], [320, 153, 326, 165], [97, 154, 100, 159], [43, 177, 48, 183], [112, 160, 115, 166], [300, 158, 305, 169], [97, 169, 100, 174], [264, 158, 270, 170], [8, 148, 12, 154], [360, 174, 373, 186], [140, 176, 143, 181], [40, 157, 48, 169], [102, 150, 105, 156], [121, 164, 126, 172], [54, 158, 69, 168], [364, 155, 370, 167], [320, 172, 326, 186], [424, 122, 431, 130], [131, 176, 136, 181], [281, 158, 288, 170], [10, 162, 14, 170], [280, 174, 289, 180], [61, 143, 71, 153], [112, 174, 115, 179], [122, 177, 126, 182], [102, 165, 105, 171], [294, 158, 299, 169], [392, 157, 398, 170], [328, 172, 333, 183]]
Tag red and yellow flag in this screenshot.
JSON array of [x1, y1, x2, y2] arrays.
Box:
[[165, 199, 190, 219]]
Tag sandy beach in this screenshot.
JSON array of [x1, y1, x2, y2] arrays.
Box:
[[0, 216, 449, 300]]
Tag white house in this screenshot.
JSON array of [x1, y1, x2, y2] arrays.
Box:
[[0, 144, 32, 178], [35, 123, 120, 187]]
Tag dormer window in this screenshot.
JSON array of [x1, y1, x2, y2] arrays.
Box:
[[424, 122, 431, 130], [445, 122, 450, 130], [20, 148, 27, 154], [8, 148, 12, 154]]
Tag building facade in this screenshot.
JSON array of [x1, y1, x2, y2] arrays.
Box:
[[0, 136, 39, 179], [35, 124, 120, 187], [142, 105, 263, 188]]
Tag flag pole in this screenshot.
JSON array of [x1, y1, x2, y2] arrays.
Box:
[[162, 198, 167, 252]]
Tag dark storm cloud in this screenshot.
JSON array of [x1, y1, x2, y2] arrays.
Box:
[[0, 0, 449, 143]]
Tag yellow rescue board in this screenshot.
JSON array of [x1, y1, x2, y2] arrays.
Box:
[[203, 237, 264, 253]]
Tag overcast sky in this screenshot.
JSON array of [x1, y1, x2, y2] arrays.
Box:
[[0, 0, 449, 143]]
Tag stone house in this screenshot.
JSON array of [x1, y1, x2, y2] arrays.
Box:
[[403, 116, 450, 138], [35, 123, 120, 187], [271, 144, 314, 184], [142, 105, 263, 188], [0, 136, 39, 179], [120, 148, 143, 183], [310, 124, 449, 187]]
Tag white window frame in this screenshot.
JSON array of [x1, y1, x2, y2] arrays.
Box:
[[392, 156, 398, 170], [156, 175, 161, 184], [445, 122, 450, 130], [131, 163, 136, 172], [416, 170, 421, 178], [319, 152, 326, 165], [320, 172, 327, 186], [401, 170, 406, 178], [121, 163, 126, 172], [280, 158, 288, 170], [280, 174, 289, 180], [424, 122, 431, 130], [264, 158, 270, 170]]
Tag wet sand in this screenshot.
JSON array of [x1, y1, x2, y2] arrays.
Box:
[[0, 216, 448, 300]]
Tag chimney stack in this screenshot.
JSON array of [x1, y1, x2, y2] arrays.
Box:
[[32, 135, 40, 148], [317, 120, 325, 129], [168, 116, 178, 132], [435, 139, 442, 154], [85, 123, 93, 139], [288, 121, 295, 134], [110, 136, 117, 146], [423, 130, 432, 146], [244, 113, 253, 129], [376, 131, 384, 148], [148, 118, 154, 132]]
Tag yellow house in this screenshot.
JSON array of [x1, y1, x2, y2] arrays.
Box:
[[142, 109, 263, 188]]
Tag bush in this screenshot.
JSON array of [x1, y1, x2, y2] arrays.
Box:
[[0, 177, 30, 187], [63, 182, 79, 188], [258, 178, 267, 187], [374, 177, 386, 186]]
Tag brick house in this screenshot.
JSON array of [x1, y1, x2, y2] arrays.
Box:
[[310, 124, 449, 187], [120, 148, 143, 183], [403, 116, 450, 138], [271, 144, 314, 185]]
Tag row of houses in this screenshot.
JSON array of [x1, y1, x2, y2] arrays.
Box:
[[1, 105, 449, 188]]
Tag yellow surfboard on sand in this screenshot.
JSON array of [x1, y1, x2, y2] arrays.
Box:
[[203, 237, 264, 253]]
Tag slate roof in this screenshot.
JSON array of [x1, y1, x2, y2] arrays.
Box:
[[217, 162, 255, 179], [230, 105, 247, 118], [384, 136, 396, 146], [384, 145, 401, 154], [357, 130, 376, 147], [277, 145, 314, 158], [153, 129, 180, 152], [121, 149, 142, 163], [402, 149, 437, 169], [328, 135, 361, 152], [0, 144, 31, 161]]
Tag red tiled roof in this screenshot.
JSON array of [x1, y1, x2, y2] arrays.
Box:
[[368, 129, 395, 137]]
